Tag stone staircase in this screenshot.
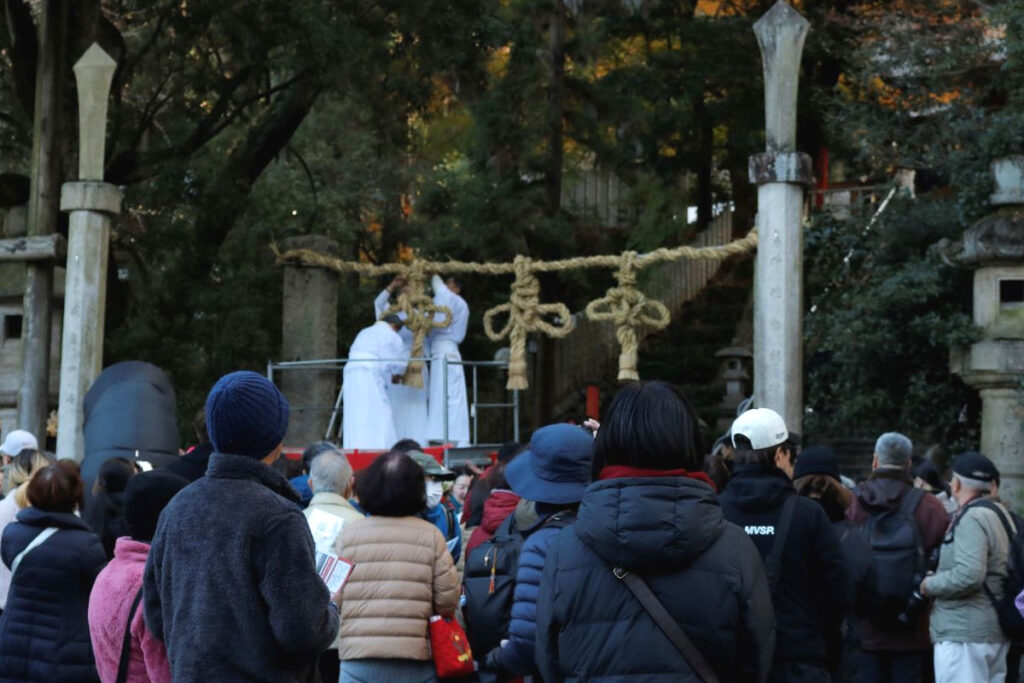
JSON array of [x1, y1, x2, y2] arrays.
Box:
[[548, 211, 749, 426]]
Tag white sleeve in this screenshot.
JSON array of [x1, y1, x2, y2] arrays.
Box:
[[384, 331, 409, 377], [450, 299, 468, 344], [373, 289, 391, 319], [432, 275, 455, 309]]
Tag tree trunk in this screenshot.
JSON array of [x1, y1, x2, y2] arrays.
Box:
[[694, 94, 713, 232], [545, 0, 565, 218], [20, 0, 69, 442]]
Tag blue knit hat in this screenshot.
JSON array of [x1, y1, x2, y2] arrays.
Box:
[[205, 371, 290, 459]]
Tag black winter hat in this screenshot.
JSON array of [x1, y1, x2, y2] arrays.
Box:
[[125, 470, 189, 542], [952, 451, 999, 484], [792, 445, 841, 482]]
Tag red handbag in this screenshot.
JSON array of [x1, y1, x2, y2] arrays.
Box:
[[429, 615, 475, 678]]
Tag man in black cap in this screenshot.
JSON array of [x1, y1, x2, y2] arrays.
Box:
[[921, 451, 1014, 683]]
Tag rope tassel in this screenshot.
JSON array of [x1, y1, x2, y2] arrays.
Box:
[[585, 251, 671, 382], [483, 256, 574, 390]]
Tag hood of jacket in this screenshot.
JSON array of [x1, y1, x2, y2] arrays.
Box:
[[15, 506, 95, 532], [574, 476, 724, 570], [112, 536, 150, 565], [855, 470, 914, 512], [720, 463, 794, 512], [480, 489, 520, 534]]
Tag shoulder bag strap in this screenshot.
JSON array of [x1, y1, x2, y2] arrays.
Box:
[[444, 505, 457, 540], [614, 567, 720, 683], [10, 526, 58, 576], [116, 587, 145, 683], [968, 499, 1016, 607], [899, 487, 926, 518], [765, 496, 798, 596]]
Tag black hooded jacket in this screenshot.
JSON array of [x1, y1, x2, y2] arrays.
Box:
[[718, 464, 848, 670], [535, 475, 775, 682]]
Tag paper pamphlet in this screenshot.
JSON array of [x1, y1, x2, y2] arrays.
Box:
[[316, 551, 355, 593], [307, 507, 346, 553], [306, 507, 355, 593]]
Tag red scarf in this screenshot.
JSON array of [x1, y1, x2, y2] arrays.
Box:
[[598, 465, 717, 492]]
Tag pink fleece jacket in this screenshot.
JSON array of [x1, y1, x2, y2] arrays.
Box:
[[88, 537, 171, 683]]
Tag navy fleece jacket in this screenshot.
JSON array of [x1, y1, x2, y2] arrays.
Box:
[[143, 452, 339, 682]]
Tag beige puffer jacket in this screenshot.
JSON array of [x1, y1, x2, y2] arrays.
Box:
[[334, 515, 460, 661]]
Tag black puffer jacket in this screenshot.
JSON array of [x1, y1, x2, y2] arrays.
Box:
[[535, 475, 775, 682], [0, 507, 107, 682], [719, 464, 848, 671]]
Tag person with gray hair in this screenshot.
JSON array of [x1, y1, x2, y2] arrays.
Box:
[[302, 449, 362, 525], [874, 432, 914, 469], [846, 432, 950, 682], [301, 446, 364, 683], [921, 452, 1014, 683]]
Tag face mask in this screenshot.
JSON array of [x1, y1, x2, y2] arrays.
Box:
[[425, 480, 444, 509]]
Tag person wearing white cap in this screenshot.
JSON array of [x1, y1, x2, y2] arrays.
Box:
[[0, 430, 39, 496], [719, 407, 849, 683]]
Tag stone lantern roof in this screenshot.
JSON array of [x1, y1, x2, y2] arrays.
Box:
[[939, 212, 1024, 269]]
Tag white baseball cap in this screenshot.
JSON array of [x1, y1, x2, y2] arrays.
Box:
[[0, 429, 38, 456], [731, 408, 789, 450]]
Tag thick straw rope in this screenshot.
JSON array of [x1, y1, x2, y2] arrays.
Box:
[[482, 256, 575, 390], [585, 251, 671, 382], [271, 229, 757, 388], [378, 261, 450, 388]]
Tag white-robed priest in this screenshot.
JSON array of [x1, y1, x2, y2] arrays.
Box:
[[425, 274, 470, 446], [373, 276, 430, 445], [341, 314, 408, 450]]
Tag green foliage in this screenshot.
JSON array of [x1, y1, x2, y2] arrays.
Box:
[[804, 196, 980, 446]]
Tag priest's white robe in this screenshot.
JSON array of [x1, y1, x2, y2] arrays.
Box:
[[425, 275, 470, 446], [373, 289, 430, 445], [342, 320, 408, 450]]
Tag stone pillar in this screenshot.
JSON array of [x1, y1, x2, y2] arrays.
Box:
[[280, 235, 339, 447], [56, 44, 119, 461], [749, 1, 813, 434], [943, 156, 1024, 509]]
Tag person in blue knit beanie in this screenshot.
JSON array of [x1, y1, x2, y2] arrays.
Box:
[[143, 371, 339, 682]]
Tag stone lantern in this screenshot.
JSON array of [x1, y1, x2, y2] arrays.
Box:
[[943, 156, 1024, 507], [715, 343, 753, 433]]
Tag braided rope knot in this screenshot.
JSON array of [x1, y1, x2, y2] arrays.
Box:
[[585, 251, 671, 381], [484, 256, 575, 390], [380, 260, 451, 388]]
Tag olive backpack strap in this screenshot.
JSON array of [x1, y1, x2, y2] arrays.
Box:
[[116, 587, 144, 683], [613, 567, 720, 683]]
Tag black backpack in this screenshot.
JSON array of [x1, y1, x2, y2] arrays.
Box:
[[861, 487, 927, 622], [967, 500, 1024, 641], [462, 510, 575, 655]]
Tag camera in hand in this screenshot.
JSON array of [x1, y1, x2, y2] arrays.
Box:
[[897, 548, 941, 624]]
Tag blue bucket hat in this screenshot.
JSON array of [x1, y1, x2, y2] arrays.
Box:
[[505, 423, 593, 505]]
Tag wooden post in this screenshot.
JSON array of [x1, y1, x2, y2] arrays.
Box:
[[19, 0, 69, 441], [56, 44, 120, 461]]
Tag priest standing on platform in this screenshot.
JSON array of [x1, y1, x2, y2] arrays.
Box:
[[342, 315, 408, 450], [374, 276, 430, 446], [426, 275, 470, 446]]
